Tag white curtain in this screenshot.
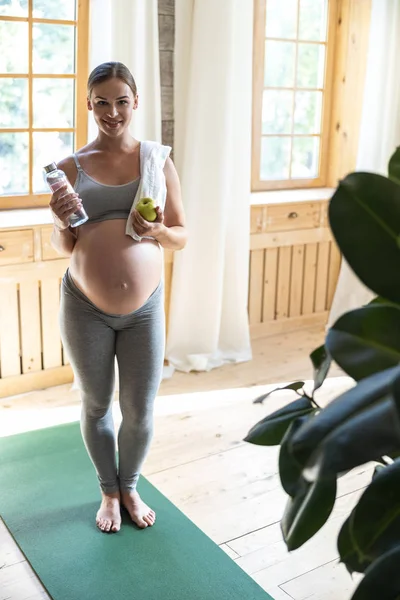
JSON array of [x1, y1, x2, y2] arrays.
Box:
[[165, 0, 253, 373], [328, 0, 400, 326], [88, 0, 161, 143]]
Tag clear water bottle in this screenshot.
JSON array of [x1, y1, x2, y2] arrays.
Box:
[[43, 162, 88, 228]]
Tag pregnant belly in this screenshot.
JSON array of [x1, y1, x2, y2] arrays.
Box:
[[69, 220, 163, 315]]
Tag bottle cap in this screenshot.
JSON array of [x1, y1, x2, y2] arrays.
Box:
[[43, 162, 58, 173]]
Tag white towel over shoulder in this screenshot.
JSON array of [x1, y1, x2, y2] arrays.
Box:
[[125, 140, 172, 242]]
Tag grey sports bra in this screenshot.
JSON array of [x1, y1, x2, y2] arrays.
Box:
[[72, 154, 140, 224]]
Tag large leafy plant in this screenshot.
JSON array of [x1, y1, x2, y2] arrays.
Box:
[[245, 148, 400, 599]]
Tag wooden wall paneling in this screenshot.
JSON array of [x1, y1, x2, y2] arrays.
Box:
[[0, 283, 21, 378], [250, 206, 267, 234], [251, 312, 329, 340], [0, 259, 70, 284], [0, 230, 34, 266], [33, 229, 42, 262], [262, 248, 278, 322], [328, 0, 372, 186], [61, 278, 70, 367], [275, 247, 292, 320], [250, 227, 332, 251], [327, 241, 342, 309], [41, 227, 60, 261], [19, 280, 42, 374], [40, 279, 62, 370], [0, 366, 73, 399], [289, 245, 305, 318], [315, 241, 331, 313], [265, 203, 321, 232], [249, 250, 265, 325], [320, 200, 330, 228], [302, 243, 318, 315]]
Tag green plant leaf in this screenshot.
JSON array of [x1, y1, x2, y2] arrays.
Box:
[[337, 514, 372, 574], [390, 368, 400, 422], [388, 146, 400, 186], [289, 366, 400, 467], [326, 305, 400, 381], [244, 397, 315, 446], [373, 464, 386, 477], [279, 416, 311, 497], [369, 296, 400, 309], [328, 172, 400, 304], [253, 382, 305, 404], [281, 476, 336, 551], [301, 396, 400, 481], [298, 368, 400, 480], [350, 546, 400, 600], [349, 460, 400, 567], [310, 345, 331, 392]]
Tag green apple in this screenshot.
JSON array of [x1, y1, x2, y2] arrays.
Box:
[[136, 197, 157, 222]]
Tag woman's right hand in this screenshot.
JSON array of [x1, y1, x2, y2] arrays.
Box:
[[49, 185, 83, 230]]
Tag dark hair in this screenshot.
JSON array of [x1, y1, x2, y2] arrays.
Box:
[[87, 62, 137, 97]]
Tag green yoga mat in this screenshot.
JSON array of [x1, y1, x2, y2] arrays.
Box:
[[0, 422, 273, 600]]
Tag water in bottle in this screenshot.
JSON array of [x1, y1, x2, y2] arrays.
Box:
[[43, 162, 88, 228]]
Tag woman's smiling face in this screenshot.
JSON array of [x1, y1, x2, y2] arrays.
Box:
[[88, 77, 138, 137]]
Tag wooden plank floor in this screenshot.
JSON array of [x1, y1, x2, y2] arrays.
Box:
[[0, 326, 369, 600]]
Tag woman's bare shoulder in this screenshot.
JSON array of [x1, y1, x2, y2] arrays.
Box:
[[56, 155, 77, 180], [57, 143, 94, 179], [75, 141, 95, 158]]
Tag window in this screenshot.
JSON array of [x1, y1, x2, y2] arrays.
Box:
[[252, 0, 336, 191], [0, 0, 89, 209]]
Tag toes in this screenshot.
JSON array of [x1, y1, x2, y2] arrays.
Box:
[[104, 521, 112, 532], [97, 518, 112, 532], [112, 522, 121, 532], [143, 515, 154, 527]]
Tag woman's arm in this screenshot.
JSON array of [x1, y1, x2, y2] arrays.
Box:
[[49, 157, 80, 256], [130, 157, 188, 250], [51, 224, 77, 257], [154, 157, 187, 250]]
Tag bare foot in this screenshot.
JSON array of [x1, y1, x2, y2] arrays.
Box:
[[96, 491, 121, 533], [121, 490, 156, 529]]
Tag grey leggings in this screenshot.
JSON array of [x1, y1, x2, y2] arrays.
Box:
[[60, 270, 165, 494]]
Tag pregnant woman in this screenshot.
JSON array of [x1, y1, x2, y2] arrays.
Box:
[[49, 62, 187, 533]]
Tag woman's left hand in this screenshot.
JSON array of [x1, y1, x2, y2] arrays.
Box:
[[131, 206, 165, 239]]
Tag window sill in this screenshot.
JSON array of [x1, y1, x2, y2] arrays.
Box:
[[0, 208, 53, 230], [250, 187, 335, 206]]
